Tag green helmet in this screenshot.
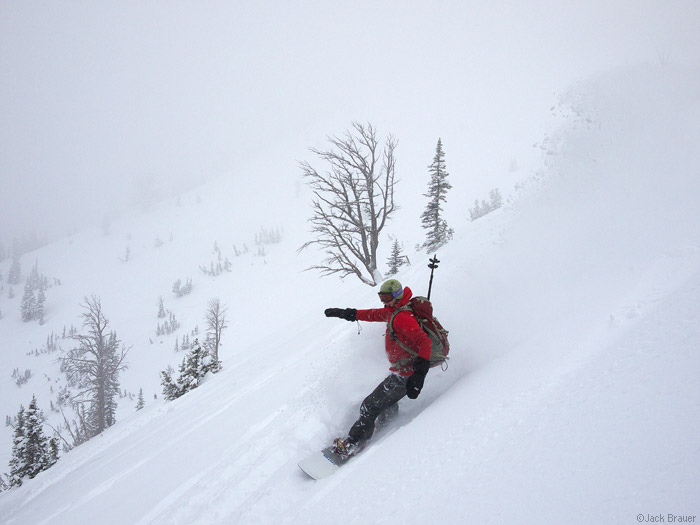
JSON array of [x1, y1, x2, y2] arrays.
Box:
[[379, 279, 404, 301]]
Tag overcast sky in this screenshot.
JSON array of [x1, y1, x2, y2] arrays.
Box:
[[1, 1, 699, 244]]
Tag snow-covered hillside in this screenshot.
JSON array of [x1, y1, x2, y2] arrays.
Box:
[[1, 65, 699, 524]]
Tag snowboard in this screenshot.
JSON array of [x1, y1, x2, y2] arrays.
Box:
[[298, 445, 353, 480]]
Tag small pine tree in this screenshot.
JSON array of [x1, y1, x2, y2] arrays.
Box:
[[20, 282, 36, 322], [28, 261, 40, 289], [469, 199, 483, 221], [160, 367, 181, 401], [179, 344, 207, 393], [386, 239, 407, 276], [48, 438, 59, 467], [36, 288, 46, 324], [469, 188, 502, 221], [18, 261, 46, 323], [136, 388, 145, 411], [7, 254, 21, 285], [172, 278, 192, 297], [489, 188, 503, 210], [157, 296, 166, 318], [421, 139, 454, 252]]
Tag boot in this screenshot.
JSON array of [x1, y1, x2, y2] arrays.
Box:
[[332, 438, 359, 460]]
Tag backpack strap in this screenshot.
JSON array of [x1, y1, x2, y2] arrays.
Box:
[[388, 307, 414, 351]]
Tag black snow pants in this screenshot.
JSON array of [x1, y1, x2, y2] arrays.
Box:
[[347, 374, 407, 445]]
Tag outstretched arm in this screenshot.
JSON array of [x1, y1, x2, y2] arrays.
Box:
[[356, 307, 392, 323]]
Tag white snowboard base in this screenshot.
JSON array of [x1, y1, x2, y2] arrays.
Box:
[[298, 446, 349, 480]]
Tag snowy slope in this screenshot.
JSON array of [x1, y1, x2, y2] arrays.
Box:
[[1, 65, 699, 524]]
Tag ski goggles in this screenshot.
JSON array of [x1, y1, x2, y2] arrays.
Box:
[[378, 288, 403, 303]]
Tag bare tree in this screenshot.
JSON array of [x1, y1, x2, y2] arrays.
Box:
[[299, 122, 398, 286], [59, 296, 129, 438], [204, 298, 227, 361]]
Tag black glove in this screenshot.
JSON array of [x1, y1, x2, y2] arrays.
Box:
[[405, 357, 430, 399], [324, 308, 357, 322]]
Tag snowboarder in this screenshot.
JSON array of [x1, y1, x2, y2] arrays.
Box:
[[324, 279, 432, 459]]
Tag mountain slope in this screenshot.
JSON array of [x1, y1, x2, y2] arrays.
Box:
[[1, 64, 699, 524]]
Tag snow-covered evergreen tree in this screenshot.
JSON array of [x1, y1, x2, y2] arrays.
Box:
[[20, 282, 36, 322], [156, 310, 180, 336], [7, 254, 21, 285], [469, 188, 503, 221], [159, 366, 179, 401], [160, 339, 222, 401], [36, 288, 46, 324], [386, 239, 407, 276], [469, 199, 487, 221], [157, 296, 166, 318], [48, 437, 59, 467], [172, 278, 192, 297], [421, 139, 454, 252], [27, 260, 40, 289], [7, 405, 27, 487], [178, 343, 208, 393], [7, 397, 58, 487], [19, 261, 46, 323], [489, 188, 503, 210], [23, 396, 57, 475], [136, 388, 145, 411]]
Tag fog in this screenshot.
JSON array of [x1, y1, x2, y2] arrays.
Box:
[[1, 1, 698, 245]]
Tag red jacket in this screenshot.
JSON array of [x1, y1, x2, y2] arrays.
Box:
[[356, 287, 432, 376]]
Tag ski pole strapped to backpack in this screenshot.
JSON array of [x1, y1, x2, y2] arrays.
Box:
[[388, 296, 450, 369]]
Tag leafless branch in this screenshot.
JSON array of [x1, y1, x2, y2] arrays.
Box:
[[204, 298, 227, 361], [299, 122, 398, 286]]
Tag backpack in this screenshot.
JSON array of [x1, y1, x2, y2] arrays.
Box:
[[388, 296, 450, 370]]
